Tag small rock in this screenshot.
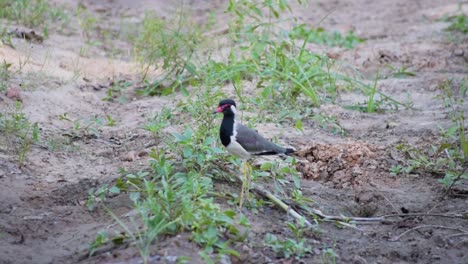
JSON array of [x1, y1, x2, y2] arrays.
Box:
[[353, 255, 368, 264], [6, 87, 22, 101], [428, 83, 438, 92], [10, 29, 44, 43], [95, 149, 113, 157], [23, 215, 44, 220], [352, 166, 363, 176], [219, 254, 231, 264], [137, 150, 149, 157], [386, 122, 398, 129], [122, 151, 137, 162], [326, 52, 341, 60], [454, 49, 464, 56]]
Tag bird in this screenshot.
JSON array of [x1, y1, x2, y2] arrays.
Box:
[[213, 98, 295, 159], [213, 98, 295, 207]]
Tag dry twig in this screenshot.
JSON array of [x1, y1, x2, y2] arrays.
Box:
[[390, 225, 468, 242]]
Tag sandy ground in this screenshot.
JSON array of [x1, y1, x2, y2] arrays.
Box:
[[1, 0, 467, 263]]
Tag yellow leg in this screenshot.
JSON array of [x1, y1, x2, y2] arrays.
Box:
[[239, 160, 252, 208]]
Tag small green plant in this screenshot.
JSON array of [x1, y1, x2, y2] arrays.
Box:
[[257, 157, 302, 197], [386, 65, 416, 78], [289, 24, 364, 49], [321, 247, 339, 264], [312, 112, 346, 136], [0, 102, 39, 166], [0, 0, 69, 37], [76, 4, 98, 42], [392, 79, 468, 188], [88, 230, 110, 255], [0, 26, 13, 47], [102, 80, 132, 103], [344, 72, 412, 113], [0, 60, 12, 92], [264, 222, 312, 259], [133, 10, 202, 96], [389, 164, 403, 175], [436, 78, 468, 187], [366, 71, 379, 113], [142, 107, 172, 141], [59, 113, 116, 138], [221, 0, 408, 114], [444, 13, 468, 34], [89, 147, 247, 262]]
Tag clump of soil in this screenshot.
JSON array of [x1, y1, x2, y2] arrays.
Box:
[[296, 142, 389, 188]]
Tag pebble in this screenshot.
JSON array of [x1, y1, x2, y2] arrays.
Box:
[[122, 151, 137, 162], [219, 254, 231, 264], [137, 150, 149, 157], [453, 49, 464, 56], [353, 255, 368, 264], [95, 149, 113, 157], [5, 87, 22, 102]]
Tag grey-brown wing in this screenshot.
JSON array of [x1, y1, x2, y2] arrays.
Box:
[[235, 124, 286, 154]]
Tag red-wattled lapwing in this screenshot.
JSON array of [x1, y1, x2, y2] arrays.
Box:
[[214, 99, 294, 207]]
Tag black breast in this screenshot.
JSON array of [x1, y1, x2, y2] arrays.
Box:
[[219, 115, 234, 147]]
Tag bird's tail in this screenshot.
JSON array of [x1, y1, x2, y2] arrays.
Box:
[[285, 148, 295, 155], [252, 147, 296, 156]]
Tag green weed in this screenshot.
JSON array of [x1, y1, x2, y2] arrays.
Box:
[[0, 26, 13, 47], [76, 4, 99, 42], [289, 24, 364, 48], [102, 80, 132, 103], [386, 65, 416, 78], [392, 79, 468, 188], [59, 113, 116, 138], [89, 146, 246, 262], [264, 221, 312, 259], [142, 107, 173, 143], [0, 0, 69, 37], [0, 60, 12, 92], [133, 10, 202, 96], [43, 135, 78, 153], [221, 0, 406, 115], [88, 230, 126, 257], [444, 13, 468, 34], [321, 247, 339, 264], [0, 102, 39, 167], [343, 73, 413, 113], [366, 71, 379, 113], [312, 112, 346, 136], [131, 0, 406, 121]]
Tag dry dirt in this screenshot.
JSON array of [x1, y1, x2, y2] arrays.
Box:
[[1, 0, 468, 263]]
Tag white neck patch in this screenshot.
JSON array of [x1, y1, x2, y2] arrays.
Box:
[[230, 105, 238, 138], [230, 105, 237, 116]]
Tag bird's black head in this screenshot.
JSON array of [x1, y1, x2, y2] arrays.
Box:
[[214, 99, 237, 115]]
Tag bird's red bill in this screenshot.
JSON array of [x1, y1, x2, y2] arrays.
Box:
[[215, 104, 230, 113]]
